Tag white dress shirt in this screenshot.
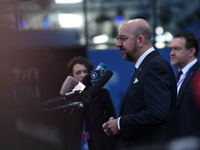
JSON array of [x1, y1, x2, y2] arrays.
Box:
[[177, 59, 197, 94]]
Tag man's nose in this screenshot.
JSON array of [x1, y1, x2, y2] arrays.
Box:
[[116, 40, 122, 47], [170, 49, 175, 55]]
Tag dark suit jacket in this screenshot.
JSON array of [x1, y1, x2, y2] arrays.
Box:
[[65, 89, 116, 150], [117, 50, 177, 149], [175, 61, 200, 137]]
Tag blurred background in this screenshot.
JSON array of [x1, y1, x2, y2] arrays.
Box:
[[0, 0, 200, 149]]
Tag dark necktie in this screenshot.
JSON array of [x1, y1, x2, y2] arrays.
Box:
[[176, 70, 183, 83], [131, 67, 137, 81]]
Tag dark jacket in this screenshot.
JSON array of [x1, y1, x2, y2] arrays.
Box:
[[175, 61, 200, 137], [65, 89, 116, 150], [117, 50, 177, 149]]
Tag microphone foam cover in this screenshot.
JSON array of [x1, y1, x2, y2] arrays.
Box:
[[82, 74, 92, 87], [88, 70, 113, 96]]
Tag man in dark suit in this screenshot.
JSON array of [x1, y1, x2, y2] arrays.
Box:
[[102, 18, 177, 149], [170, 31, 200, 137]]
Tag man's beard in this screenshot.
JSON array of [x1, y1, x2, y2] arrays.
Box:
[[123, 40, 137, 62], [123, 50, 133, 62]]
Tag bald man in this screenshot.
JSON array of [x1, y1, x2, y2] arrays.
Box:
[[102, 19, 177, 149]]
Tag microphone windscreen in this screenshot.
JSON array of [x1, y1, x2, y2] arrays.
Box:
[[82, 74, 92, 87], [88, 70, 113, 96], [60, 76, 79, 95]]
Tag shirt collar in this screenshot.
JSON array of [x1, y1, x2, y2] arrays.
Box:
[[135, 47, 155, 69], [181, 59, 197, 75]]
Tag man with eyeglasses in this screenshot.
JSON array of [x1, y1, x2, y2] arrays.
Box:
[[102, 18, 177, 149]]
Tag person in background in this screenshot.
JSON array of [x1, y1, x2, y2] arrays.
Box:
[[66, 56, 93, 82], [102, 18, 177, 150], [65, 56, 116, 150], [0, 65, 30, 112], [169, 31, 200, 138], [9, 65, 30, 104], [0, 65, 13, 113]]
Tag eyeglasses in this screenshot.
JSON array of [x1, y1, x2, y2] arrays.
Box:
[[116, 35, 135, 43]]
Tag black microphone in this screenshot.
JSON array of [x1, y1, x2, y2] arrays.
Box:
[[45, 70, 113, 110], [88, 70, 113, 96], [50, 101, 84, 110], [82, 74, 92, 87], [68, 70, 113, 107]]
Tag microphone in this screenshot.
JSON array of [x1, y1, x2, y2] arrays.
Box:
[[90, 62, 106, 83], [18, 76, 88, 111], [72, 82, 86, 92], [67, 70, 113, 108], [65, 74, 92, 93], [47, 70, 113, 110], [52, 75, 89, 107], [63, 102, 84, 108], [63, 74, 91, 97], [88, 70, 113, 96], [60, 76, 79, 95], [82, 74, 92, 87]]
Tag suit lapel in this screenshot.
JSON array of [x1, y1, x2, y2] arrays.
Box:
[[177, 62, 200, 106], [119, 51, 159, 115]]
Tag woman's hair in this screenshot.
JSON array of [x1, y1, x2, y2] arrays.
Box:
[[66, 56, 94, 76]]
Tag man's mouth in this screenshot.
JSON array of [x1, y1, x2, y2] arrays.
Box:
[[120, 48, 125, 52], [172, 57, 176, 60], [121, 50, 125, 55]]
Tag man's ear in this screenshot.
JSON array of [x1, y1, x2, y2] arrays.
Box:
[[189, 47, 196, 57], [137, 35, 145, 47]]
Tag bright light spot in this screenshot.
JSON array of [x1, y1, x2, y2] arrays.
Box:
[[58, 13, 83, 28], [155, 42, 166, 49], [93, 35, 109, 44], [155, 26, 164, 35], [155, 35, 166, 42], [94, 44, 109, 49], [55, 0, 82, 4], [164, 31, 173, 42]]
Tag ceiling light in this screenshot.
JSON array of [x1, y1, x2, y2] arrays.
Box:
[[164, 31, 173, 42], [93, 35, 109, 44], [155, 35, 166, 42], [58, 13, 83, 28], [155, 26, 164, 35], [55, 0, 82, 4], [155, 42, 166, 49]]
